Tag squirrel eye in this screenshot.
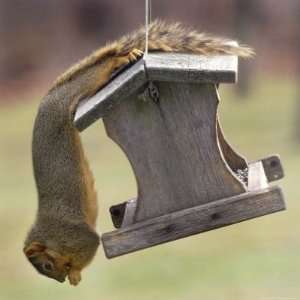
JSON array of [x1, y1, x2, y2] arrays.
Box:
[[64, 263, 71, 271], [43, 262, 54, 272]]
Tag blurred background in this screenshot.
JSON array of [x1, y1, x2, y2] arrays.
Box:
[[0, 0, 299, 299]]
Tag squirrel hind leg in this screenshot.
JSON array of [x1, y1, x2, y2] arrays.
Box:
[[112, 48, 144, 71], [85, 48, 144, 98], [128, 48, 144, 61]]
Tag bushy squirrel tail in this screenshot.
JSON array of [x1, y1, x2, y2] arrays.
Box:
[[118, 19, 254, 57]]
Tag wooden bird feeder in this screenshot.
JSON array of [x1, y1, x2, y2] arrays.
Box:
[[74, 53, 286, 259]]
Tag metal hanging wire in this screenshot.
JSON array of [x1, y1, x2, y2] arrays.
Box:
[[145, 0, 152, 56]]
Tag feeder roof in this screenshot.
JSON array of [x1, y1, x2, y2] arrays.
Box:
[[74, 53, 238, 131]]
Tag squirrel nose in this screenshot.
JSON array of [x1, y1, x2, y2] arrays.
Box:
[[55, 276, 66, 283]]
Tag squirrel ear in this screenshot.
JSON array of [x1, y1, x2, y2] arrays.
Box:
[[24, 242, 46, 257]]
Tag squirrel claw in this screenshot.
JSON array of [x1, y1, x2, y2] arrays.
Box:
[[128, 48, 144, 62]]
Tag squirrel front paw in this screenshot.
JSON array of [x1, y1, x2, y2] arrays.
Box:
[[68, 269, 82, 286]]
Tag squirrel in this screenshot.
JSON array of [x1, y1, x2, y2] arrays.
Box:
[[24, 20, 253, 286]]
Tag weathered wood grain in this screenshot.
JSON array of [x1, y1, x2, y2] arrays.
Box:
[[74, 59, 147, 131], [74, 53, 238, 130], [145, 53, 238, 84], [102, 186, 285, 258], [217, 117, 248, 172], [109, 154, 285, 228], [103, 82, 246, 222], [260, 155, 284, 182], [248, 161, 268, 191], [72, 52, 286, 258]]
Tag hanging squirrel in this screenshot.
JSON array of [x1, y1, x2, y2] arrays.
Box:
[[24, 20, 253, 286]]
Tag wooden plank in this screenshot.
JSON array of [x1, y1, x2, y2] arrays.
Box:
[[110, 154, 285, 229], [120, 199, 137, 227], [74, 53, 238, 130], [217, 116, 248, 172], [109, 199, 137, 229], [145, 53, 237, 84], [260, 155, 284, 182], [102, 186, 285, 258], [248, 161, 268, 191], [74, 59, 147, 131], [103, 83, 246, 222]]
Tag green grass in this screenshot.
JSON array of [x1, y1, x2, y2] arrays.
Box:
[[0, 77, 299, 300]]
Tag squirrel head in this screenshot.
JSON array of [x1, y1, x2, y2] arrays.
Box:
[[23, 242, 78, 285], [24, 220, 100, 285]]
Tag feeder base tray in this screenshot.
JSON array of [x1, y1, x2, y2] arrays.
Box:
[[102, 186, 285, 258]]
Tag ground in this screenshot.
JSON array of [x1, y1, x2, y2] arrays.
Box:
[[0, 77, 299, 300]]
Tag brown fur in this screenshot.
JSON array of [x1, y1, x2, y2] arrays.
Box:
[[24, 20, 253, 286], [54, 20, 253, 88]]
